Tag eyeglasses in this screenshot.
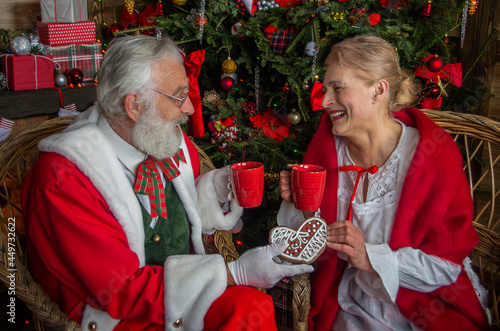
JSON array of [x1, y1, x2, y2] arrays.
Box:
[[152, 87, 190, 108]]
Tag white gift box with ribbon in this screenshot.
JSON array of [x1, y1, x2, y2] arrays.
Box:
[[41, 0, 88, 23]]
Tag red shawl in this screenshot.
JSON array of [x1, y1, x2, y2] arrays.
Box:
[[304, 108, 491, 330]]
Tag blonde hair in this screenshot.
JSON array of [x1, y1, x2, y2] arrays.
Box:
[[325, 35, 418, 112]]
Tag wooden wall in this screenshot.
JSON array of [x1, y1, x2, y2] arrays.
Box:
[[0, 0, 124, 34], [0, 0, 40, 30]]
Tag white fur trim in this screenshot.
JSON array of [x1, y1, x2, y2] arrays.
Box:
[[195, 169, 244, 234], [164, 255, 227, 331], [81, 305, 120, 331], [39, 106, 146, 265]]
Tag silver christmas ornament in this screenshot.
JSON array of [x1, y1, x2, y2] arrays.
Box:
[[305, 41, 316, 57], [55, 73, 67, 87], [11, 36, 31, 56], [287, 109, 301, 125]]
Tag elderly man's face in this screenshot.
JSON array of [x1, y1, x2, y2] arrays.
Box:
[[152, 57, 194, 123], [130, 57, 195, 159]]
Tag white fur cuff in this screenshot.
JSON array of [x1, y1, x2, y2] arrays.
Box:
[[164, 254, 227, 331]]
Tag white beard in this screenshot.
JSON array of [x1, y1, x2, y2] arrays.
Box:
[[131, 107, 188, 160]]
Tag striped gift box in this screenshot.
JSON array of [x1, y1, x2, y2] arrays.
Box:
[[49, 43, 102, 81], [37, 21, 96, 46]]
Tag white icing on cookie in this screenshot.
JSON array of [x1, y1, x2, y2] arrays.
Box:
[[269, 217, 327, 264]]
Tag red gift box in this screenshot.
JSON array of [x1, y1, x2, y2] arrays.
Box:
[[49, 43, 103, 81], [1, 55, 55, 91], [37, 21, 96, 46]]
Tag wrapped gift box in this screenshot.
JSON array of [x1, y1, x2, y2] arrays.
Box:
[[37, 21, 96, 46], [41, 0, 88, 23], [1, 55, 54, 91], [49, 43, 102, 81]]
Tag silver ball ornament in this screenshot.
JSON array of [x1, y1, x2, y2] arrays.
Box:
[[287, 109, 301, 125], [305, 41, 316, 57], [302, 82, 310, 90], [55, 74, 67, 87], [11, 36, 31, 56]]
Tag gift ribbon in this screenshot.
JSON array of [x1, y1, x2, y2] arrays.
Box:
[[1, 54, 61, 90], [339, 165, 379, 222]]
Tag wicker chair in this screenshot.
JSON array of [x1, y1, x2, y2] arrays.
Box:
[[421, 109, 500, 330], [0, 116, 238, 331]]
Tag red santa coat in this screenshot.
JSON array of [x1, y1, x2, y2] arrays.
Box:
[[304, 108, 491, 330], [21, 107, 254, 330]]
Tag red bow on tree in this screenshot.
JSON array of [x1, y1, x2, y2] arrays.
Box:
[[310, 81, 324, 111], [249, 108, 290, 142], [414, 55, 462, 109], [180, 49, 205, 138]]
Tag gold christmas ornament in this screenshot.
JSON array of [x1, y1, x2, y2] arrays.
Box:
[[313, 74, 320, 81], [124, 0, 135, 15], [265, 171, 280, 185], [287, 108, 301, 125], [172, 0, 187, 5], [222, 58, 237, 74]]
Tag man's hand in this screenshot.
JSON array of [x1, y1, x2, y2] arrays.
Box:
[[227, 242, 314, 288], [213, 166, 232, 203]]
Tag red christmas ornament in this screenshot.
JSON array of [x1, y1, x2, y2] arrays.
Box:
[[221, 77, 235, 91], [426, 55, 444, 73], [420, 0, 432, 19], [282, 85, 290, 93], [108, 23, 123, 37], [368, 13, 381, 26], [156, 0, 164, 16], [194, 15, 208, 28], [429, 86, 441, 99], [66, 68, 84, 87]]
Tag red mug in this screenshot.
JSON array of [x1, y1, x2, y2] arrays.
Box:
[[291, 164, 326, 211], [230, 161, 264, 208]]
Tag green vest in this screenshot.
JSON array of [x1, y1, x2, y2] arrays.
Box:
[[139, 180, 190, 266]]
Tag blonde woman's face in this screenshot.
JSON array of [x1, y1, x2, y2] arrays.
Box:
[[321, 63, 377, 138]]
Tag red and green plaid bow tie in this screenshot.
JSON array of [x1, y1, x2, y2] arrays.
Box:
[[134, 149, 187, 219]]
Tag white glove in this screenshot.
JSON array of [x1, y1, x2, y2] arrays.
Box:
[[213, 166, 232, 203], [227, 242, 314, 288]]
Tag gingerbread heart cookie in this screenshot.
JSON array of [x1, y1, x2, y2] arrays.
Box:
[[269, 217, 327, 264]]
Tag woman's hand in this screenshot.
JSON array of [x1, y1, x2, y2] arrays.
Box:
[[326, 221, 376, 274], [279, 164, 294, 203]]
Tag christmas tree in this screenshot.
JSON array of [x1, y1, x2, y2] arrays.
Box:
[[111, 0, 485, 249]]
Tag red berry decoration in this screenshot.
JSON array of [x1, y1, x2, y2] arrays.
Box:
[[426, 55, 444, 73], [221, 76, 235, 91]]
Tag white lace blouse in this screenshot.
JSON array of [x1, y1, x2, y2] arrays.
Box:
[[277, 120, 487, 330]]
